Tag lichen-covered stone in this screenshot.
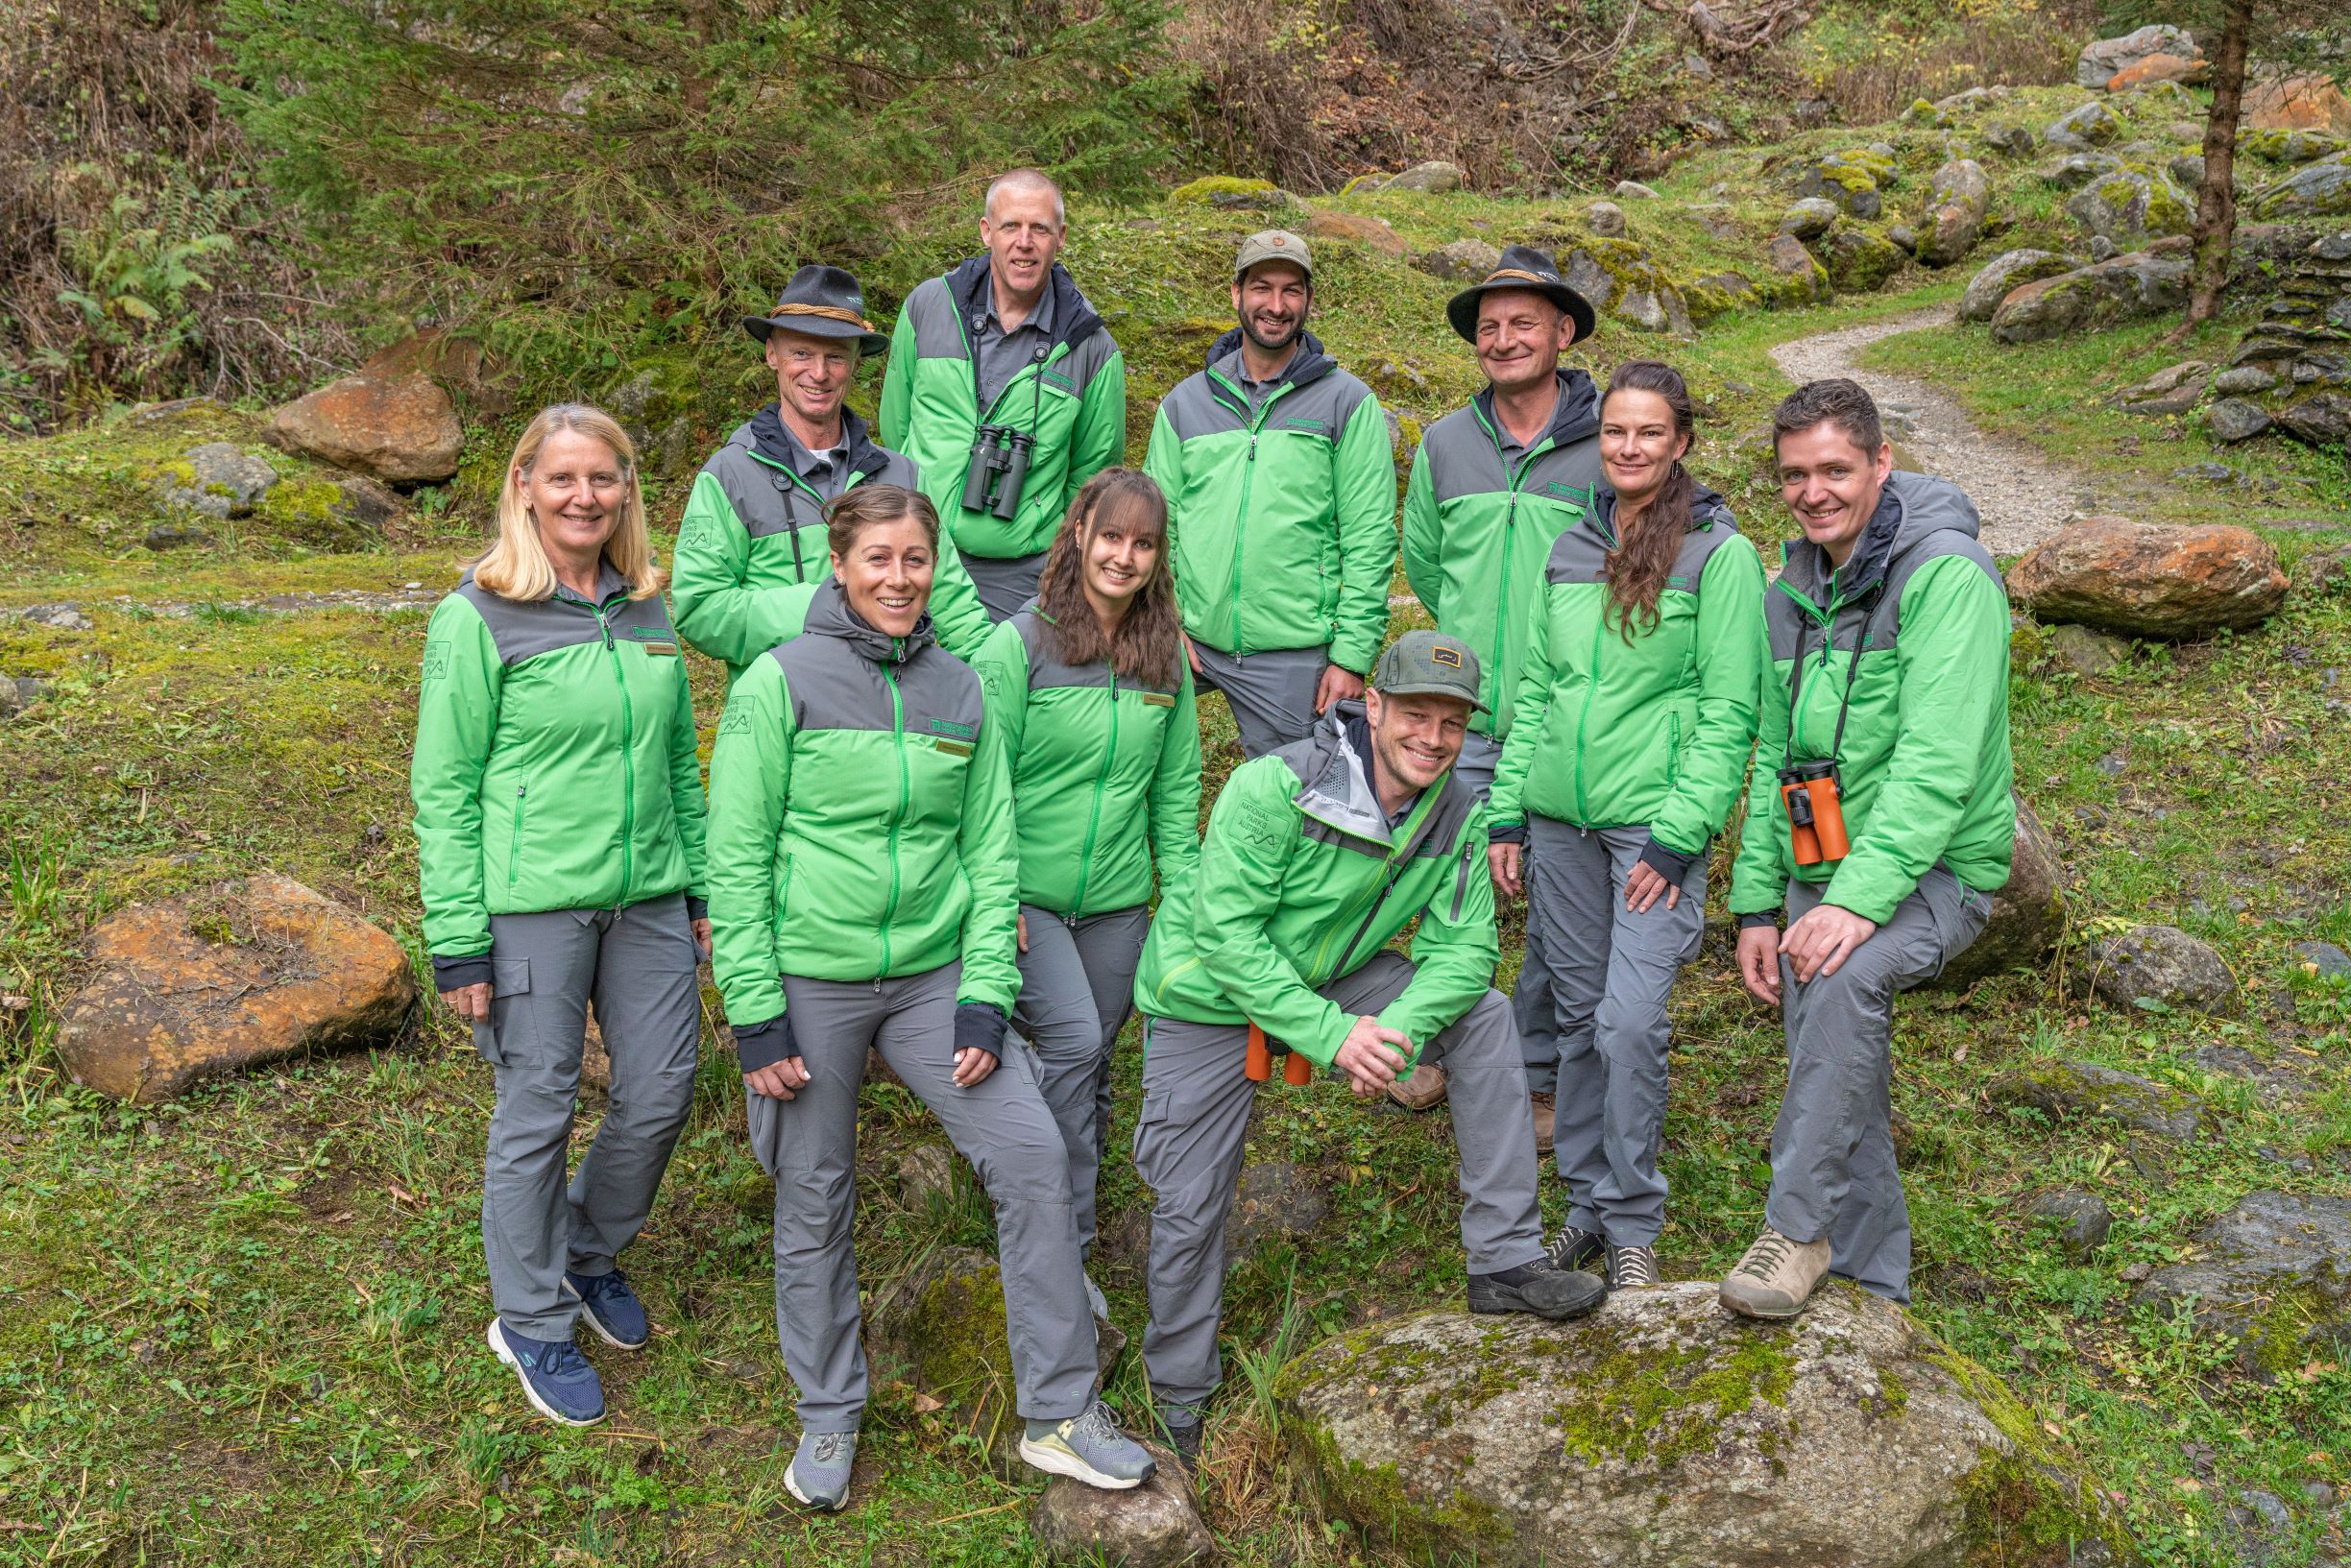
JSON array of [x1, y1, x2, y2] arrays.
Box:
[[2085, 924, 2239, 1015], [1920, 796, 2066, 988], [1918, 157, 1992, 267], [2045, 152, 2125, 189], [1796, 150, 1894, 219], [1277, 1285, 2130, 1568], [2244, 72, 2351, 136], [2252, 160, 2351, 222], [1960, 249, 2076, 323], [153, 442, 279, 520], [2067, 170, 2194, 244], [2135, 1193, 2351, 1377], [1415, 238, 1503, 281], [1991, 1059, 2208, 1143], [268, 370, 463, 483], [1815, 224, 1905, 293], [1780, 198, 1839, 239], [2206, 398, 2274, 443], [1031, 1441, 1211, 1566], [2275, 389, 2351, 447], [1585, 200, 1626, 237], [1980, 123, 2037, 158], [2025, 1188, 2114, 1263], [2046, 101, 2123, 150], [2077, 25, 2200, 91], [1384, 160, 1466, 193], [2009, 515, 2286, 636], [1990, 252, 2190, 345], [1761, 234, 1833, 303]]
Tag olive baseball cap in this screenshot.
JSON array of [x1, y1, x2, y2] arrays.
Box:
[[1234, 229, 1314, 281], [1371, 630, 1488, 713]]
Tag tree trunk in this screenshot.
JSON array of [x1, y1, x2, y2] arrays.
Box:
[[2178, 0, 2255, 334]]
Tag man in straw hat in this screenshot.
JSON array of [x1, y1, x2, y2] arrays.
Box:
[[674, 264, 994, 674], [1398, 244, 1603, 1141], [1145, 229, 1397, 759]]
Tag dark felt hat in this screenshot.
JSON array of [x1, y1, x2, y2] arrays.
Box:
[[1443, 244, 1597, 346], [742, 264, 890, 355]]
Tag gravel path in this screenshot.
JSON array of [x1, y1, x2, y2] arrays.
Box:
[[1768, 306, 2090, 558], [5, 586, 440, 628]]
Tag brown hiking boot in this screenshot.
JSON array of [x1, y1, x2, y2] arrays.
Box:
[[1529, 1091, 1555, 1155], [1387, 1062, 1448, 1111], [1718, 1228, 1831, 1319]]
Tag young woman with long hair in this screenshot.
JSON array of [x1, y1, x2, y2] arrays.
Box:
[[411, 404, 709, 1429], [971, 470, 1200, 1311], [1484, 361, 1769, 1292]]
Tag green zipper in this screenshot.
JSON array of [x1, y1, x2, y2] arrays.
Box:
[[1570, 607, 1604, 824], [879, 663, 909, 976], [1474, 404, 1558, 730], [1068, 686, 1120, 918], [1208, 370, 1292, 653], [1666, 711, 1682, 789], [507, 784, 526, 885], [594, 600, 638, 899], [1447, 834, 1477, 923]]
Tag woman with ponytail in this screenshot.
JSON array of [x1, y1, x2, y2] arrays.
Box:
[[1484, 361, 1768, 1291]]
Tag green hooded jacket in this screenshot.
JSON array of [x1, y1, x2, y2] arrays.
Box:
[[670, 408, 993, 674], [1143, 329, 1396, 673], [1400, 371, 1603, 739], [973, 604, 1203, 918], [704, 578, 1018, 1032], [877, 257, 1127, 563], [1132, 707, 1493, 1070], [412, 566, 707, 981], [1487, 483, 1768, 864], [1728, 471, 2016, 926]]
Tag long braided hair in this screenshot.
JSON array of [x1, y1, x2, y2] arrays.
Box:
[[1600, 359, 1697, 643]]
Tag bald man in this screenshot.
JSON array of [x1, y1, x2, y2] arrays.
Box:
[[880, 169, 1128, 619]]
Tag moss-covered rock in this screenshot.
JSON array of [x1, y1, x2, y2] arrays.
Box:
[[1989, 1057, 2208, 1143], [1277, 1283, 2134, 1567], [1814, 223, 1907, 293], [2065, 170, 2193, 245], [2135, 1192, 2351, 1378], [1166, 176, 1278, 206], [1797, 150, 1897, 220]]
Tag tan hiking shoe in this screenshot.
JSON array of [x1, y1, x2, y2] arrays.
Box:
[[1387, 1062, 1448, 1111], [1529, 1091, 1555, 1155], [1718, 1228, 1831, 1318]]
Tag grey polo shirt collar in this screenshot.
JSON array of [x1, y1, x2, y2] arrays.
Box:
[[973, 280, 1057, 416], [1492, 383, 1563, 469]]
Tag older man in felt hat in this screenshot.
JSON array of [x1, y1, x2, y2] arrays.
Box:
[[674, 263, 993, 676], [1144, 229, 1397, 759], [1397, 243, 1604, 1142]]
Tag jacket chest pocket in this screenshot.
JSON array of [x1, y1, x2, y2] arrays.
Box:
[[905, 732, 976, 818]]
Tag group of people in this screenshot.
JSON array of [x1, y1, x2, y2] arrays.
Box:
[[410, 167, 2018, 1509]]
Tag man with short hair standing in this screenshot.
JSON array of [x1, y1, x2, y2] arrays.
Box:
[[1400, 244, 1603, 1139], [880, 168, 1128, 620], [1720, 377, 2014, 1320], [673, 264, 994, 672], [1130, 631, 1605, 1463], [1146, 230, 1396, 759]]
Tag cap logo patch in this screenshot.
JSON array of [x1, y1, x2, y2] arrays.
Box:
[[1431, 646, 1464, 668]]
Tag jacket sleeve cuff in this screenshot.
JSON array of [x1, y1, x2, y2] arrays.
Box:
[[1735, 911, 1781, 931], [1636, 834, 1697, 884], [686, 895, 709, 924], [431, 953, 493, 991], [1488, 821, 1527, 845], [732, 1016, 795, 1073], [955, 1001, 1010, 1059]]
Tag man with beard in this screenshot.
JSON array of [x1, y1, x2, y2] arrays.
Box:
[[673, 264, 994, 673], [1145, 231, 1395, 758], [1129, 632, 1605, 1464], [1396, 245, 1602, 1137]]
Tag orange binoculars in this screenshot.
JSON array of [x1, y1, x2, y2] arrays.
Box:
[[1778, 760, 1851, 866], [1245, 1023, 1313, 1085]]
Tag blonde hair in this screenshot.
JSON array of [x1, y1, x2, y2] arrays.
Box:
[[474, 404, 662, 602]]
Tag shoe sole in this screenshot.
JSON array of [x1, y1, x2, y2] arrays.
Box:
[[784, 1461, 850, 1512], [1466, 1282, 1607, 1320], [486, 1320, 605, 1428], [1016, 1437, 1151, 1490], [559, 1277, 649, 1350], [1718, 1289, 1806, 1320]]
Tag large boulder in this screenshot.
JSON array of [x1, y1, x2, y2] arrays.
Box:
[[1031, 1443, 1213, 1567], [2045, 101, 2123, 151], [2007, 515, 2288, 636], [268, 368, 464, 483], [2076, 25, 2200, 91], [2108, 53, 2209, 90], [56, 874, 418, 1102], [1381, 160, 1466, 193], [1415, 238, 1503, 282], [1797, 149, 1893, 219], [1302, 210, 1410, 258], [2275, 389, 2351, 447], [1991, 1060, 2209, 1144], [2251, 160, 2351, 222], [154, 442, 279, 520], [2135, 1192, 2351, 1376], [2245, 72, 2351, 135], [1763, 233, 1833, 303], [1277, 1285, 2130, 1568], [1815, 224, 1906, 293], [2066, 170, 2193, 245], [2083, 924, 2239, 1015], [1917, 158, 1992, 267], [1920, 796, 2066, 989], [1990, 251, 2189, 344], [1960, 249, 2076, 322]]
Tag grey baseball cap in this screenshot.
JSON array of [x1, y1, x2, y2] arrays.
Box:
[[1371, 630, 1488, 713], [1234, 229, 1314, 281]]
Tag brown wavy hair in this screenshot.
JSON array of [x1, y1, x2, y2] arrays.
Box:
[[1034, 469, 1184, 688], [1600, 360, 1696, 643]]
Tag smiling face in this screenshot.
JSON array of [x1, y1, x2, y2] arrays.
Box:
[[1078, 495, 1161, 619], [764, 326, 857, 432], [1474, 288, 1574, 398], [830, 516, 936, 638], [1600, 386, 1691, 511], [521, 427, 627, 570], [1777, 420, 1894, 567], [980, 182, 1066, 304], [1230, 260, 1310, 355], [1366, 688, 1468, 795]]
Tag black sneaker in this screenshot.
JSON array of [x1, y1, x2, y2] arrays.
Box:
[[1156, 1403, 1204, 1471], [1547, 1225, 1605, 1271], [1466, 1258, 1607, 1320], [1607, 1243, 1661, 1291]]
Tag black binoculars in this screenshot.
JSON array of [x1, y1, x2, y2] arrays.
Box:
[[959, 424, 1036, 520]]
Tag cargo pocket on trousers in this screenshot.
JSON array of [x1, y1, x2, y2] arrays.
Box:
[[478, 957, 531, 1067], [1130, 1087, 1173, 1177]]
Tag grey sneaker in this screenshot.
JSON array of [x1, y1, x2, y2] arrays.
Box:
[[785, 1430, 857, 1511], [1547, 1225, 1605, 1271], [1719, 1228, 1832, 1319], [1607, 1243, 1661, 1291], [1019, 1401, 1158, 1490]]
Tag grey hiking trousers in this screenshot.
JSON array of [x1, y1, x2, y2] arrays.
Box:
[[1014, 904, 1151, 1260], [1520, 817, 1706, 1247], [744, 962, 1096, 1434], [1189, 642, 1328, 760], [959, 548, 1050, 623], [480, 893, 701, 1341], [1133, 952, 1548, 1411], [1450, 734, 1571, 1098], [1764, 868, 1994, 1303]]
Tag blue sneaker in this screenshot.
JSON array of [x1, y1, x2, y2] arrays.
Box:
[[562, 1268, 649, 1349], [487, 1319, 605, 1427]]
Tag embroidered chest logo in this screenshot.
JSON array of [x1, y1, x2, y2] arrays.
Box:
[[928, 717, 977, 740], [1544, 481, 1589, 504], [1284, 416, 1325, 433]]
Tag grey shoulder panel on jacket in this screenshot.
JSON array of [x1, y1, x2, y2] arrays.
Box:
[[902, 276, 965, 361], [453, 579, 673, 665]]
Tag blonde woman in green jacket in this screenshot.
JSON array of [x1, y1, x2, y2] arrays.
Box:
[[411, 405, 708, 1430], [973, 470, 1201, 1309], [704, 484, 1155, 1509], [1487, 361, 1768, 1293]]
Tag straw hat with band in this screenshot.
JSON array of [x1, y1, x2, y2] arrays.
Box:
[[1443, 244, 1596, 347], [742, 264, 891, 356]]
